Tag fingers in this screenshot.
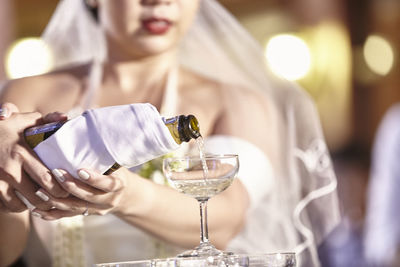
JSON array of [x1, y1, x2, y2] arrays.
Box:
[[21, 158, 69, 198], [3, 166, 126, 218], [0, 102, 19, 119], [14, 173, 55, 211], [33, 209, 79, 220], [6, 144, 69, 199], [32, 208, 85, 220], [12, 111, 43, 132], [51, 169, 107, 201], [32, 193, 103, 220], [77, 169, 124, 193], [0, 181, 27, 212], [11, 113, 69, 198], [0, 107, 9, 119], [0, 169, 54, 212], [0, 105, 71, 212], [0, 103, 42, 132], [45, 168, 125, 213], [30, 167, 129, 220], [1, 135, 69, 206], [0, 103, 65, 128], [43, 112, 68, 123], [14, 191, 36, 211]]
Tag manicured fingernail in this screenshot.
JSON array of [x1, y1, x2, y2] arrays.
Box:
[[0, 107, 8, 118], [31, 211, 42, 218], [51, 169, 65, 182], [35, 190, 49, 201], [15, 191, 36, 211], [78, 170, 90, 180]]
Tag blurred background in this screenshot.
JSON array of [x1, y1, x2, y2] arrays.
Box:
[[0, 0, 399, 265]]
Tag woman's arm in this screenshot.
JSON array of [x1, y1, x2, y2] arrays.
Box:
[[115, 168, 249, 249], [0, 101, 69, 265], [31, 166, 249, 250], [0, 103, 38, 267], [0, 80, 72, 201], [0, 211, 29, 267]]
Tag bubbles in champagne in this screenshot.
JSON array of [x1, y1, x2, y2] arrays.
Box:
[[173, 177, 234, 201]]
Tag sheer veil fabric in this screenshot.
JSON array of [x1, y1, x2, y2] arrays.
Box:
[[40, 0, 340, 266]]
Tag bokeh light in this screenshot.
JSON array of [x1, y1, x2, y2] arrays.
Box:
[[265, 34, 311, 81], [363, 34, 394, 76], [5, 37, 53, 79]]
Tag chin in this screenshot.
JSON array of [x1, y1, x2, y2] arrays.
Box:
[[134, 38, 178, 56]]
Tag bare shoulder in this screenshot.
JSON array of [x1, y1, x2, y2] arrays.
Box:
[[178, 68, 267, 106], [0, 64, 90, 113], [220, 81, 270, 112], [181, 68, 268, 110], [178, 68, 272, 153], [215, 81, 272, 145], [177, 68, 225, 135]]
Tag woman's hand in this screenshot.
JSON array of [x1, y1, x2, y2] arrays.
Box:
[[0, 103, 69, 212], [32, 164, 249, 250], [31, 168, 128, 219]]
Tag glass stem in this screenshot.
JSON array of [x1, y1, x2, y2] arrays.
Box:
[[199, 200, 209, 244]]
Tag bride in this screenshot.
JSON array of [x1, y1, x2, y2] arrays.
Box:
[[0, 0, 340, 266]]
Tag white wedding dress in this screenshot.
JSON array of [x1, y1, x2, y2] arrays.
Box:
[[22, 68, 275, 266]]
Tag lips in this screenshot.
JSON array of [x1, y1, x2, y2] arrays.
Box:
[[142, 18, 172, 35]]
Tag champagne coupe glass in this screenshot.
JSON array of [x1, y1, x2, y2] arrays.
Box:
[[163, 154, 239, 258]]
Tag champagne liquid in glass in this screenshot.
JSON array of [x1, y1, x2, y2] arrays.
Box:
[[172, 177, 234, 199], [163, 154, 239, 258]]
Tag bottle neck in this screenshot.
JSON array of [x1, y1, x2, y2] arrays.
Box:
[[164, 115, 201, 144]]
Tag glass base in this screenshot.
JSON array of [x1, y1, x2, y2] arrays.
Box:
[[177, 242, 234, 258]]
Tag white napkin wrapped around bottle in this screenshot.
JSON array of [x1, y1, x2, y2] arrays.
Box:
[[33, 103, 180, 178]]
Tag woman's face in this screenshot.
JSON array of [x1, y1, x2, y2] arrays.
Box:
[[98, 0, 200, 59]]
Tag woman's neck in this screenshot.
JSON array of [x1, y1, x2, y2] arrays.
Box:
[[103, 50, 177, 94]]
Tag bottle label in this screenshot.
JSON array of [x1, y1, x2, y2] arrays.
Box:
[[24, 121, 65, 136]]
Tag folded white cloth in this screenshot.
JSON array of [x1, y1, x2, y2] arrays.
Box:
[[34, 103, 180, 177]]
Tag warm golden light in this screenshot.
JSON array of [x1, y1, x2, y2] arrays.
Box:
[[363, 35, 394, 76], [265, 34, 311, 80], [5, 37, 53, 79]]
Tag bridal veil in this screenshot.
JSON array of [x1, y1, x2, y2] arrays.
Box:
[[41, 0, 341, 266]]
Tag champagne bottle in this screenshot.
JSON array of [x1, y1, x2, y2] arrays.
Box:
[[24, 114, 201, 175]]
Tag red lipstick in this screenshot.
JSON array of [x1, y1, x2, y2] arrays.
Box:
[[142, 18, 171, 34]]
